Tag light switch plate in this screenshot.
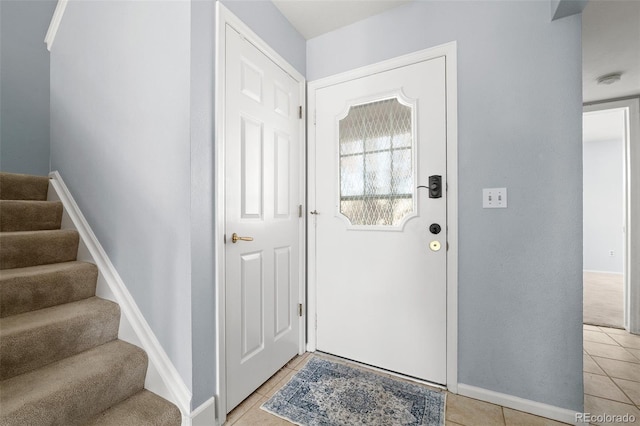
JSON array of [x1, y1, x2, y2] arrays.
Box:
[[483, 188, 507, 208]]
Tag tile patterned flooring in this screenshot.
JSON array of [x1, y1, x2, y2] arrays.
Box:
[[225, 326, 640, 425], [583, 324, 640, 424]]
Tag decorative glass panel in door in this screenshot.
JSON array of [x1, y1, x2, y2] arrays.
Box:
[[338, 96, 415, 228]]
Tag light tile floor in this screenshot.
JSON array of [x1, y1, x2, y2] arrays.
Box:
[[226, 326, 640, 425], [582, 324, 640, 425]]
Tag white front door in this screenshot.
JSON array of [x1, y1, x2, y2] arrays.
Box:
[[312, 57, 447, 384], [224, 25, 302, 411]]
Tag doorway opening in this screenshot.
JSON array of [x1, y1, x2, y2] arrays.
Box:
[[583, 108, 626, 328], [583, 97, 640, 334]]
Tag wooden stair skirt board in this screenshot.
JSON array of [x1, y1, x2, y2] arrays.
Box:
[[0, 171, 181, 426]]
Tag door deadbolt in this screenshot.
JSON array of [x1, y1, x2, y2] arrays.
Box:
[[429, 224, 441, 235], [428, 175, 442, 198]]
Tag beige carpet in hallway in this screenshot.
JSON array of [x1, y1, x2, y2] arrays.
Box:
[[584, 271, 624, 328]]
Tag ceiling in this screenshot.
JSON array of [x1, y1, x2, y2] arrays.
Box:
[[272, 0, 639, 103], [582, 0, 640, 103], [272, 0, 412, 40], [583, 108, 626, 143]]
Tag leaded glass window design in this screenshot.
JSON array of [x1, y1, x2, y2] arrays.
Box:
[[339, 97, 415, 227]]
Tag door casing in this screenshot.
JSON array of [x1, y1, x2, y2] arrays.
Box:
[[214, 4, 306, 424], [307, 44, 459, 393]]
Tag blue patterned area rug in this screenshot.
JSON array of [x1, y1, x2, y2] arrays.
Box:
[[261, 357, 446, 425]]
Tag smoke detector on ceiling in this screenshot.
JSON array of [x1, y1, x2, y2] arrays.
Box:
[[597, 72, 622, 85]]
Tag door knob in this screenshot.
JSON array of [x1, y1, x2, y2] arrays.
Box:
[[231, 233, 254, 243]]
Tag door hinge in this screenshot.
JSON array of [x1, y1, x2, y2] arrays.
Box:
[[223, 234, 226, 244], [298, 204, 302, 218], [298, 303, 303, 317], [299, 106, 303, 119]]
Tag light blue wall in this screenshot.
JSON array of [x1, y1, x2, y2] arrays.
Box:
[[0, 0, 56, 176], [583, 136, 624, 273], [190, 0, 217, 410], [50, 0, 193, 390], [308, 1, 583, 411], [221, 0, 306, 76]]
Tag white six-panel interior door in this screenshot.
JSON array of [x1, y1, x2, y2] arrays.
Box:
[[223, 22, 305, 412]]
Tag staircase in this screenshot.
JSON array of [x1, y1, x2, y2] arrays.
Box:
[[0, 172, 181, 426]]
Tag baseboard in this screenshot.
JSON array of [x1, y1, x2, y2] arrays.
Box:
[[457, 383, 580, 424], [188, 397, 217, 426], [48, 171, 192, 419]]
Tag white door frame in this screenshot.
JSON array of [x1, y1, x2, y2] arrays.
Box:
[[307, 43, 459, 393], [214, 4, 307, 423], [584, 97, 640, 334]]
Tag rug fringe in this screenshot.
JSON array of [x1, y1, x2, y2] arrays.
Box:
[[260, 404, 306, 426]]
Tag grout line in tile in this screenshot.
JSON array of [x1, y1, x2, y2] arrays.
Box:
[[227, 395, 262, 426], [608, 376, 640, 409], [583, 349, 640, 364], [583, 390, 630, 406], [587, 346, 640, 411]]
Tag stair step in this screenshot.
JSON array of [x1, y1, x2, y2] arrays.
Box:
[[0, 340, 147, 426], [85, 390, 182, 426], [0, 200, 63, 232], [0, 297, 120, 380], [0, 172, 49, 201], [0, 229, 79, 269], [0, 261, 98, 318]]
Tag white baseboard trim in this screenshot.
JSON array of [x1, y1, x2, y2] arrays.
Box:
[[457, 383, 580, 424], [188, 397, 217, 426], [48, 171, 192, 419]]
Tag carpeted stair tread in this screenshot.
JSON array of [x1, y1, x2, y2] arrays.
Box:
[[0, 297, 120, 380], [0, 229, 79, 269], [0, 200, 63, 231], [0, 172, 49, 201], [85, 390, 182, 426], [0, 340, 147, 426], [0, 172, 179, 424], [0, 261, 98, 318]]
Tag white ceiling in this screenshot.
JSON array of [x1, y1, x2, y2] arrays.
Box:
[[583, 108, 626, 143], [582, 0, 640, 103], [272, 0, 412, 40], [271, 0, 639, 103]]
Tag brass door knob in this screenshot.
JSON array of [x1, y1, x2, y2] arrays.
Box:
[[231, 233, 254, 243]]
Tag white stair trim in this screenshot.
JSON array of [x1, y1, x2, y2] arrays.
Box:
[[47, 171, 192, 422], [188, 397, 216, 426], [45, 0, 68, 52], [457, 383, 580, 424]]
